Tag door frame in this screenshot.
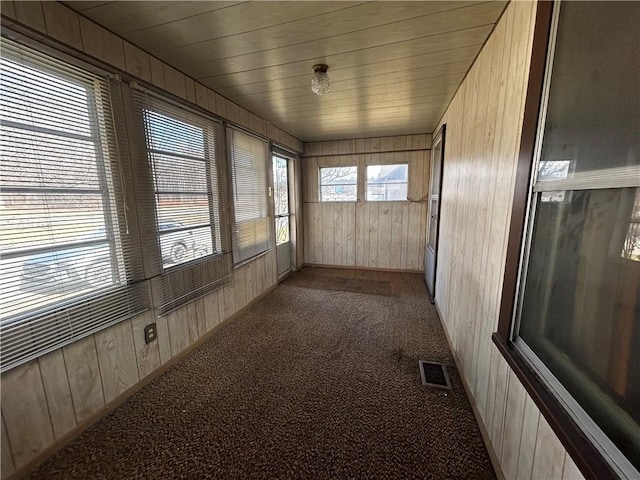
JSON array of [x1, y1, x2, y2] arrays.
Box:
[[426, 124, 446, 302]]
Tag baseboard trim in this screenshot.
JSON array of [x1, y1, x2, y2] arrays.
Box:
[[7, 283, 278, 480], [303, 263, 423, 274], [433, 301, 505, 480]]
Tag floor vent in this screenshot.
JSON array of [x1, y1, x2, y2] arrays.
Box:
[[418, 360, 452, 389]]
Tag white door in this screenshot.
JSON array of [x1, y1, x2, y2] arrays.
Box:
[[425, 126, 445, 302], [273, 155, 292, 279]]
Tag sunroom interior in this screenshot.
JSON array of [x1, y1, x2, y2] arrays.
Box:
[[0, 1, 638, 479]]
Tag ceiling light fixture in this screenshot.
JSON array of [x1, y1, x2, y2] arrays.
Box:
[[311, 64, 331, 96]]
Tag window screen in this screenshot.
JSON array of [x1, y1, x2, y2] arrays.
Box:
[[366, 164, 408, 201], [228, 128, 270, 265], [0, 38, 146, 372], [319, 166, 357, 202]]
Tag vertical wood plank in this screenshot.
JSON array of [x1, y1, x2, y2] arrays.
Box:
[[216, 288, 225, 324], [42, 2, 82, 50], [355, 202, 364, 267], [333, 203, 343, 265], [322, 202, 334, 265], [123, 41, 152, 83], [149, 56, 164, 89], [400, 202, 409, 269], [378, 203, 392, 268], [223, 283, 236, 319], [1, 361, 54, 468], [130, 311, 162, 379], [162, 65, 187, 99], [562, 455, 585, 480], [204, 290, 221, 332], [390, 202, 403, 268], [38, 350, 77, 439], [1, 415, 15, 478], [215, 93, 227, 118], [185, 302, 199, 344], [185, 78, 196, 104], [167, 309, 189, 356], [531, 416, 567, 480], [79, 16, 125, 70], [14, 1, 45, 33], [406, 203, 422, 269], [1, 1, 16, 20], [195, 82, 208, 109], [235, 265, 247, 310], [245, 261, 255, 303], [303, 202, 311, 264], [95, 320, 139, 404], [500, 370, 527, 478], [64, 336, 105, 423], [369, 202, 379, 267], [226, 100, 240, 123], [346, 202, 356, 265], [515, 393, 540, 480], [155, 313, 172, 364], [490, 354, 510, 459]]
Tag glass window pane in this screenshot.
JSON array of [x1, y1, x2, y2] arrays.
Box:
[[536, 2, 639, 180], [319, 167, 357, 201], [320, 166, 357, 186], [275, 217, 290, 245], [273, 156, 289, 216], [150, 154, 207, 194], [366, 164, 408, 201], [1, 127, 100, 188], [144, 110, 205, 158], [320, 184, 357, 202], [0, 57, 92, 137], [160, 226, 212, 267], [520, 188, 640, 469]]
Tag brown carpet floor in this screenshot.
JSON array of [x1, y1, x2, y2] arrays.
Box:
[[27, 267, 495, 480]]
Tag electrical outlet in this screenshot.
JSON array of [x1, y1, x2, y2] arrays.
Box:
[[144, 323, 157, 344]]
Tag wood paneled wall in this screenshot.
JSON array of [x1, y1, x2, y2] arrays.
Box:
[[432, 2, 584, 479], [0, 3, 292, 478], [302, 135, 431, 271], [1, 252, 277, 478]]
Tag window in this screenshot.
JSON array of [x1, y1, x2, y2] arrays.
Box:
[[366, 164, 408, 201], [273, 155, 290, 245], [229, 128, 270, 265], [142, 106, 221, 268], [319, 166, 357, 202], [507, 2, 640, 477], [0, 39, 145, 371], [132, 89, 230, 315]]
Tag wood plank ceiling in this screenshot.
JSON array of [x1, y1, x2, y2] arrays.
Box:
[[65, 1, 507, 142]]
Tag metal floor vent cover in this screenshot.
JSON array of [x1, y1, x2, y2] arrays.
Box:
[[418, 360, 452, 389]]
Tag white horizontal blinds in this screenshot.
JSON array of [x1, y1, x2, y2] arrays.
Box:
[[0, 38, 146, 372], [229, 127, 271, 265], [131, 89, 231, 315]]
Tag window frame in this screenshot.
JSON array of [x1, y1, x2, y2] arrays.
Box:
[[494, 2, 636, 479], [365, 163, 409, 202], [318, 166, 358, 202]]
